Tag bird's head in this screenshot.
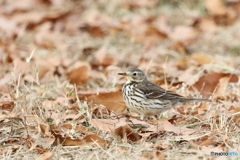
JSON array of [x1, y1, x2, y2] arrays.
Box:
[[118, 68, 147, 83]]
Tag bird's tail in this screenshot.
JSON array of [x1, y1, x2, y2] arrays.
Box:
[[180, 98, 212, 103]]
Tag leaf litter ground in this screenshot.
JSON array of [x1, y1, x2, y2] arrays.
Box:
[[0, 0, 240, 159]]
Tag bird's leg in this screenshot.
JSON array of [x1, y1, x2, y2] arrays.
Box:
[[154, 115, 160, 120], [140, 115, 145, 121]]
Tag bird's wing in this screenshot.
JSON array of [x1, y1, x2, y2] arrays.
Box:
[[136, 81, 185, 100]]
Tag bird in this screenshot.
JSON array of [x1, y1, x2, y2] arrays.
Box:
[[118, 68, 211, 120]]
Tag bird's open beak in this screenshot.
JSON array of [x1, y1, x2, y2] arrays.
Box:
[[118, 72, 127, 76]]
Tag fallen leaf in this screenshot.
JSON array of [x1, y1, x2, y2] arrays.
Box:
[[89, 118, 128, 132], [34, 148, 51, 154], [169, 26, 199, 42], [11, 10, 70, 27], [0, 101, 14, 112], [196, 103, 209, 114], [204, 0, 227, 16], [114, 125, 142, 141], [0, 17, 19, 38], [34, 22, 57, 49], [200, 137, 215, 146], [154, 119, 198, 135], [2, 0, 40, 14], [193, 72, 238, 98], [36, 57, 60, 80], [61, 134, 107, 146], [83, 134, 107, 144], [169, 41, 187, 55], [13, 57, 31, 78], [60, 123, 91, 133], [232, 107, 240, 127], [175, 53, 213, 71], [189, 53, 212, 65], [39, 123, 53, 137], [78, 90, 126, 114], [80, 24, 106, 37], [0, 74, 12, 93], [35, 151, 52, 160], [0, 112, 19, 121], [25, 115, 45, 124], [215, 76, 230, 97], [194, 17, 217, 32], [178, 67, 200, 84], [93, 46, 115, 66], [67, 61, 91, 85], [121, 0, 158, 9]]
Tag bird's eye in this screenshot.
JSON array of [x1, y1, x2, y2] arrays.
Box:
[[133, 73, 137, 76]]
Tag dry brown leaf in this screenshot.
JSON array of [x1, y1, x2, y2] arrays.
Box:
[[153, 151, 165, 160], [62, 134, 107, 146], [193, 72, 238, 98], [177, 67, 199, 84], [64, 111, 84, 120], [25, 115, 45, 124], [151, 141, 173, 151], [175, 53, 212, 70], [169, 26, 199, 41], [77, 88, 120, 95], [169, 41, 187, 55], [89, 118, 128, 132], [215, 76, 230, 97], [189, 53, 212, 65], [232, 107, 240, 127], [204, 0, 237, 25], [36, 58, 60, 79], [144, 25, 168, 39], [83, 134, 107, 144], [204, 0, 227, 16], [0, 74, 13, 93], [0, 17, 19, 39], [60, 123, 91, 133], [0, 101, 14, 112], [33, 147, 51, 154], [155, 119, 197, 135], [196, 17, 217, 32], [35, 151, 53, 160], [121, 0, 158, 9], [0, 112, 20, 122], [200, 137, 215, 146], [141, 150, 165, 160], [230, 1, 240, 14], [104, 66, 122, 73], [196, 103, 209, 114], [104, 66, 123, 83], [114, 125, 142, 141], [154, 15, 171, 36], [13, 57, 31, 78], [0, 146, 19, 156], [78, 90, 126, 114], [94, 46, 115, 66], [34, 22, 57, 49], [2, 0, 40, 14], [80, 24, 106, 37], [11, 10, 70, 27], [39, 123, 53, 137], [67, 61, 91, 85], [122, 16, 167, 48]]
